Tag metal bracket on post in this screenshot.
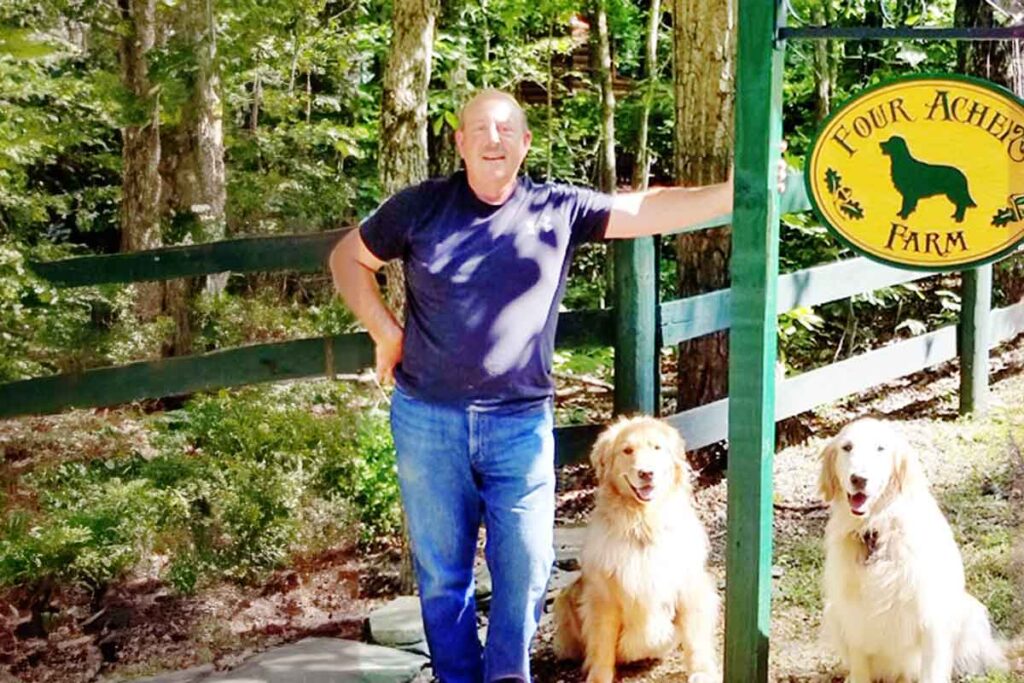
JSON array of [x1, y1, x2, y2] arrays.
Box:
[[774, 0, 788, 49]]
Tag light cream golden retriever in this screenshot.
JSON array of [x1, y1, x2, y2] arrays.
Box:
[[819, 418, 1007, 682], [553, 416, 719, 683]]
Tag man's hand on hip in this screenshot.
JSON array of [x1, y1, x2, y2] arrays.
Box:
[[375, 325, 404, 385]]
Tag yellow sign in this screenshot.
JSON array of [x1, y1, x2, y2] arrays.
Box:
[[806, 75, 1024, 270]]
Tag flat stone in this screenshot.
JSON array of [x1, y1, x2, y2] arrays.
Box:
[[202, 638, 427, 683], [545, 569, 580, 605], [369, 596, 425, 647], [473, 563, 492, 601], [553, 526, 586, 569]]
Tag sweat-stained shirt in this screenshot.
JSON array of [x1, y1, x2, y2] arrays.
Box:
[[359, 171, 613, 407]]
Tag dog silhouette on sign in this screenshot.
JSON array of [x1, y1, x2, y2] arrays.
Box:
[[879, 135, 976, 223]]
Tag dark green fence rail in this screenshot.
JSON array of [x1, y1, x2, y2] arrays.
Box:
[[5, 175, 1022, 466]]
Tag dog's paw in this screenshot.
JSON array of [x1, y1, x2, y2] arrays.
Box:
[[687, 673, 719, 683], [585, 668, 614, 683]]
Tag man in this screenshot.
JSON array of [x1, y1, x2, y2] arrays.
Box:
[[330, 89, 785, 682]]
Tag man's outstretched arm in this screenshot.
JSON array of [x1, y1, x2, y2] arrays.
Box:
[[606, 146, 788, 240], [605, 181, 733, 240], [329, 229, 403, 383]]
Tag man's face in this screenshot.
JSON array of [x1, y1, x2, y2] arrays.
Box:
[[455, 96, 531, 193]]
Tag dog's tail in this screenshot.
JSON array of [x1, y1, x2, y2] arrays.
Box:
[[954, 594, 1008, 675]]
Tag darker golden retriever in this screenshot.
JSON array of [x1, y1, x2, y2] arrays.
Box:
[[553, 416, 719, 683]]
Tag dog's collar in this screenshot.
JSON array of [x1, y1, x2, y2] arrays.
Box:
[[859, 529, 880, 563]]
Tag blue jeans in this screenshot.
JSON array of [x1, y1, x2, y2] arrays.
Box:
[[389, 388, 556, 683]]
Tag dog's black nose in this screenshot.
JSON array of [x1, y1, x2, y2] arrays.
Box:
[[850, 474, 867, 490], [637, 469, 654, 482]]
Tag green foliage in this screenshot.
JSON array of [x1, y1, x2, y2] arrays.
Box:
[[0, 382, 401, 593]]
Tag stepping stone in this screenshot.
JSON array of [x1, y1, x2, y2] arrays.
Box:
[[202, 638, 427, 683], [553, 526, 587, 570], [369, 596, 426, 647], [545, 569, 580, 605], [474, 563, 492, 601]]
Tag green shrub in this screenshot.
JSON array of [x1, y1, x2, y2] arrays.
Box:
[[0, 382, 401, 593]]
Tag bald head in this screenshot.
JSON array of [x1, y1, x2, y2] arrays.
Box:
[[458, 89, 529, 133]]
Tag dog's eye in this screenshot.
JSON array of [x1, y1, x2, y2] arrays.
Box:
[[623, 446, 634, 455], [842, 443, 853, 452]]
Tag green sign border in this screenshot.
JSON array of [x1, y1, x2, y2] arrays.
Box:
[[804, 72, 1024, 272]]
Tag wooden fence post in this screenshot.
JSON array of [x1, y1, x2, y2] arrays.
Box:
[[725, 1, 784, 681], [614, 238, 657, 415], [959, 264, 992, 415]]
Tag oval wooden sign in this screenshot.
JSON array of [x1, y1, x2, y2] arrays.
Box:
[[806, 74, 1024, 270]]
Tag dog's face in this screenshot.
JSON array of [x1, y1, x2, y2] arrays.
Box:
[[590, 417, 689, 505], [819, 418, 919, 518], [879, 136, 908, 157]]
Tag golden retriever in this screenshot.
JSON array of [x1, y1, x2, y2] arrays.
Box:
[[552, 416, 719, 683], [818, 418, 1007, 682]]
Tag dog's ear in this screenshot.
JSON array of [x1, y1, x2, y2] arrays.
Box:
[[818, 439, 842, 503], [589, 419, 625, 482], [663, 422, 693, 492], [892, 435, 925, 494]]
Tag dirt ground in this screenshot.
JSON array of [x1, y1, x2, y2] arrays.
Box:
[[1, 336, 1023, 682]]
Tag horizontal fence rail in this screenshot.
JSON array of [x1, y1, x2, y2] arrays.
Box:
[[29, 176, 814, 286], [0, 309, 614, 420], [8, 174, 1023, 466], [655, 299, 1024, 459], [779, 26, 1024, 42]]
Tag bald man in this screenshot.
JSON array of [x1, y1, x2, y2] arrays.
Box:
[[331, 89, 782, 682]]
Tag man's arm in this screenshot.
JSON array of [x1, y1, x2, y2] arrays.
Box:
[[329, 229, 403, 383], [605, 182, 732, 240], [605, 147, 789, 240]]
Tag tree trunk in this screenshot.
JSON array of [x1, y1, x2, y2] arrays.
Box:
[[379, 0, 438, 318], [591, 0, 617, 303], [633, 0, 661, 190], [158, 0, 227, 355], [672, 0, 734, 415], [593, 0, 616, 194], [812, 3, 836, 122], [379, 0, 439, 596], [118, 0, 163, 322]]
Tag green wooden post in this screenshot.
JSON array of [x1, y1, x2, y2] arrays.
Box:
[[614, 238, 657, 415], [959, 265, 992, 416], [725, 1, 784, 681]]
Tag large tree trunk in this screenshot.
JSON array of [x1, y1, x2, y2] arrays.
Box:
[[159, 0, 227, 356], [118, 0, 163, 321], [672, 0, 734, 418], [379, 0, 439, 596], [633, 0, 662, 191], [379, 0, 438, 316]]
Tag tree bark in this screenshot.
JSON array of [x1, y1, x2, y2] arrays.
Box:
[[672, 0, 734, 411], [379, 0, 439, 596], [593, 0, 616, 194], [379, 0, 439, 317], [118, 0, 164, 322], [158, 0, 227, 355], [633, 0, 661, 190]]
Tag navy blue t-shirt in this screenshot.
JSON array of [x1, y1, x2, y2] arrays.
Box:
[[360, 171, 613, 406]]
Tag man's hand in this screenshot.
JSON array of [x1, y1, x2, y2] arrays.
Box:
[[375, 325, 404, 385], [727, 140, 789, 194]]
